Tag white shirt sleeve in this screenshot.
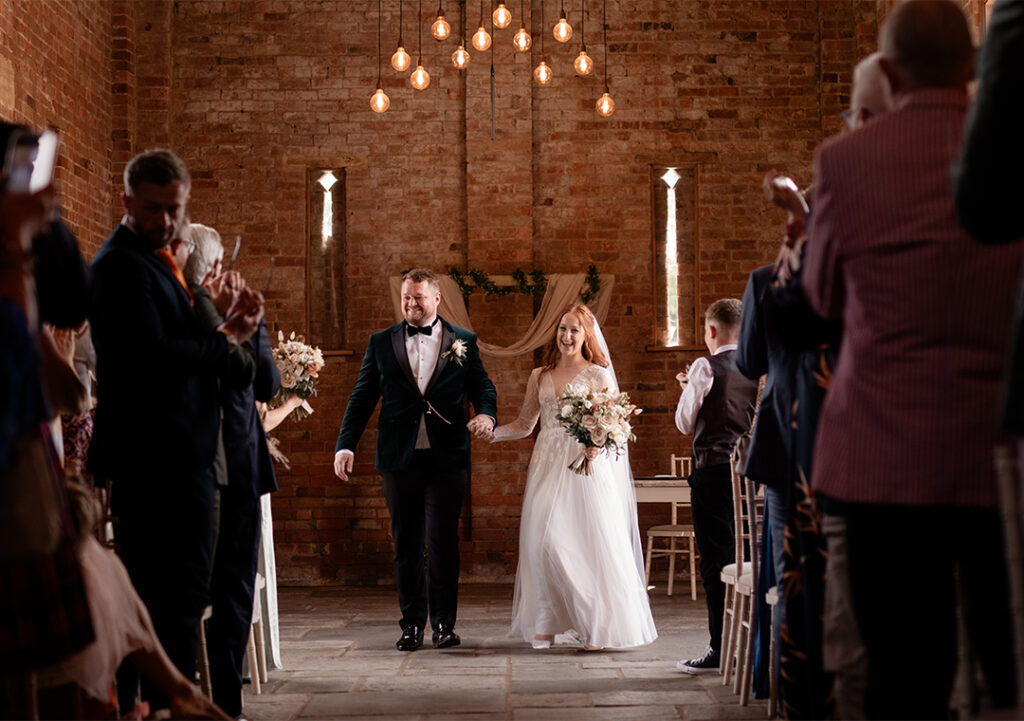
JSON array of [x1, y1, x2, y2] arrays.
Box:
[[675, 357, 714, 435]]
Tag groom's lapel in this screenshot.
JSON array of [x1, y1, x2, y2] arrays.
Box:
[[390, 325, 418, 391], [425, 320, 453, 393]]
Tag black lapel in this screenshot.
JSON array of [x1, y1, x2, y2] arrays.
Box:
[[390, 325, 419, 391], [425, 320, 453, 392]]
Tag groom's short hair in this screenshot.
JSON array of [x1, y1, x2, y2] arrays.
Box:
[[403, 268, 440, 291]]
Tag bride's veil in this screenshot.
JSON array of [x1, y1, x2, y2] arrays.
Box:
[[589, 316, 648, 579]]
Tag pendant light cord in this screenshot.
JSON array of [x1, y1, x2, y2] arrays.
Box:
[[377, 0, 383, 85], [418, 0, 424, 64], [602, 0, 608, 91]]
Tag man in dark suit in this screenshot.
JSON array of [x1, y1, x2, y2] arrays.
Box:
[[88, 149, 263, 712], [182, 223, 280, 719], [955, 0, 1024, 436], [334, 268, 496, 652]]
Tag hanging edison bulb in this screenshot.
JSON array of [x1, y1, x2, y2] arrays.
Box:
[[452, 43, 471, 68], [410, 64, 430, 90], [596, 90, 614, 117], [370, 87, 390, 113], [472, 22, 491, 50], [492, 3, 512, 28], [431, 15, 451, 40], [391, 45, 412, 71], [553, 9, 572, 42], [534, 54, 553, 84], [574, 46, 593, 75], [512, 22, 531, 51]]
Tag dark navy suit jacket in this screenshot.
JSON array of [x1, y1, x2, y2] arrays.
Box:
[[736, 264, 794, 488], [88, 224, 236, 479], [221, 322, 279, 497]]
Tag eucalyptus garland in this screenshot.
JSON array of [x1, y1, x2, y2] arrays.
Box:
[[448, 265, 600, 303]]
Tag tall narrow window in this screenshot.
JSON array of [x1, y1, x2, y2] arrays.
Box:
[[650, 165, 699, 348], [306, 168, 347, 350]]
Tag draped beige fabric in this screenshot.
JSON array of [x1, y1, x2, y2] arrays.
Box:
[[389, 273, 614, 359]]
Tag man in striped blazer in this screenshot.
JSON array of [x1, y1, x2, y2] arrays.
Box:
[[802, 1, 1022, 716]]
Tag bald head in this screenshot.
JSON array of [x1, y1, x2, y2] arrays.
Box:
[[880, 0, 974, 92]]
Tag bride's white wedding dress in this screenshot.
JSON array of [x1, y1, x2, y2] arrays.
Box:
[[493, 364, 657, 649]]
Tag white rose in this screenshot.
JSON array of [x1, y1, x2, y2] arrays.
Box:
[[581, 415, 599, 430], [590, 429, 608, 446], [560, 404, 573, 417]]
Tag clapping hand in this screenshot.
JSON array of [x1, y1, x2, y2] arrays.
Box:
[[467, 414, 495, 441], [202, 268, 245, 316], [219, 286, 263, 344], [763, 171, 809, 248]]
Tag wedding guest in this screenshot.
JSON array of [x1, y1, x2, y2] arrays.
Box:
[[802, 1, 1020, 715], [334, 268, 497, 652], [34, 483, 230, 721], [0, 125, 94, 720], [491, 303, 656, 651], [88, 149, 263, 713], [674, 298, 758, 674], [746, 51, 892, 715], [955, 0, 1024, 437], [185, 222, 280, 719]]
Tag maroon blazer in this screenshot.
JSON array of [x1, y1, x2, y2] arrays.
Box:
[[803, 89, 1023, 508]]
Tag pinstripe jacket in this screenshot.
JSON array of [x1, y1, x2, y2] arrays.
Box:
[[803, 89, 1024, 508]]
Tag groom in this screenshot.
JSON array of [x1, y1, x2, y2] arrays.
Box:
[[334, 268, 497, 651]]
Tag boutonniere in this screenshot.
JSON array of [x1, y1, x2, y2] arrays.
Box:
[[442, 338, 468, 366]]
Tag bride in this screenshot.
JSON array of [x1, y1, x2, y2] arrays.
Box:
[[492, 303, 657, 650]]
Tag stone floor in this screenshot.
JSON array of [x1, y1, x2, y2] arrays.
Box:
[[241, 584, 770, 721]]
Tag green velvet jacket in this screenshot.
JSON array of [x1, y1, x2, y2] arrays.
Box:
[[335, 318, 497, 471]]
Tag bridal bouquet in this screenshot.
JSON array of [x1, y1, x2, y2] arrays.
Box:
[[555, 384, 642, 475], [271, 331, 325, 421]]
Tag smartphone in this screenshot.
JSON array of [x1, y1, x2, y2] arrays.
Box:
[[4, 129, 58, 193]]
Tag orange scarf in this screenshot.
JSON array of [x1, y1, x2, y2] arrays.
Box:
[[154, 248, 193, 305]]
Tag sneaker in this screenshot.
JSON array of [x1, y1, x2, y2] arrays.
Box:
[[676, 646, 720, 674]]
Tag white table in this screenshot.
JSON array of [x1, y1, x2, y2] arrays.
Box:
[[633, 476, 691, 504]]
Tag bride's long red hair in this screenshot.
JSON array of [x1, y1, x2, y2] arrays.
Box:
[[542, 303, 609, 371]]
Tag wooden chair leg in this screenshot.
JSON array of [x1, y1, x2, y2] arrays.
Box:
[[720, 585, 735, 680], [739, 594, 756, 704], [689, 537, 697, 601], [246, 628, 261, 695], [198, 606, 213, 699], [667, 538, 677, 596], [645, 535, 655, 588], [731, 594, 745, 693], [254, 618, 267, 683]]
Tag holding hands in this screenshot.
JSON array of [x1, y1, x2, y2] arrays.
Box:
[[467, 414, 495, 441]]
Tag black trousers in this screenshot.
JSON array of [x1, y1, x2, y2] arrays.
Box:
[[381, 450, 467, 631], [112, 467, 216, 712], [689, 462, 735, 654], [842, 503, 1015, 719], [207, 486, 261, 717]]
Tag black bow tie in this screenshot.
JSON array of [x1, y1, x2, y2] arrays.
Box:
[[407, 323, 433, 336]]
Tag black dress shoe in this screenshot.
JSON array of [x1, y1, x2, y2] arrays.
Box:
[[396, 624, 424, 651], [432, 623, 461, 649]]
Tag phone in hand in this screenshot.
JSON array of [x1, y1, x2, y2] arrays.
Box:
[[4, 129, 58, 194]]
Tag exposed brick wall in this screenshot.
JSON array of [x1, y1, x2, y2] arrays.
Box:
[[0, 0, 120, 256], [7, 0, 897, 586], [126, 0, 881, 586]]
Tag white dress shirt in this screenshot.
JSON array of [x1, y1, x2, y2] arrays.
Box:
[[406, 317, 442, 448], [674, 343, 738, 435], [336, 316, 441, 462]]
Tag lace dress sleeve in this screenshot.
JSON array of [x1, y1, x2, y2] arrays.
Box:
[[492, 367, 544, 442], [587, 364, 618, 395]]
